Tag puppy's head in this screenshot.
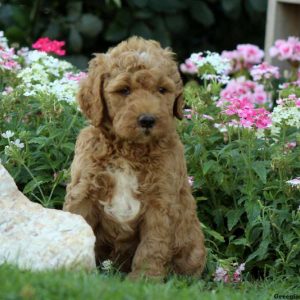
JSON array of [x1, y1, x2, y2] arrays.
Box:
[[78, 37, 184, 143]]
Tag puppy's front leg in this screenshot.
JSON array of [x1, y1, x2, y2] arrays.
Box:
[[129, 204, 171, 280]]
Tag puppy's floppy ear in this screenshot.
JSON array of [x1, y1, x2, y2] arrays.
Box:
[[77, 54, 107, 127], [173, 93, 184, 120]]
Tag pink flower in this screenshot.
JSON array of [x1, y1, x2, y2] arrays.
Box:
[[32, 37, 66, 56], [180, 58, 198, 75], [277, 93, 300, 107], [184, 109, 193, 119], [250, 62, 280, 81], [0, 48, 20, 71], [219, 77, 269, 106], [2, 86, 13, 95], [202, 114, 214, 120], [65, 71, 87, 82], [214, 267, 229, 282], [286, 177, 300, 187], [222, 44, 264, 72], [188, 176, 194, 186], [285, 141, 297, 149], [232, 263, 245, 283], [237, 44, 264, 65], [218, 80, 271, 129], [270, 37, 300, 62]]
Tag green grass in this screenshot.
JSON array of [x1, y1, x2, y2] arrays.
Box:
[[0, 265, 299, 300]]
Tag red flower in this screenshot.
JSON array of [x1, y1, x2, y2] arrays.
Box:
[[32, 37, 66, 56]]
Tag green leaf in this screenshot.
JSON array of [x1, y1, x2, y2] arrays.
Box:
[[78, 14, 103, 37], [130, 22, 152, 39], [221, 0, 241, 12], [249, 0, 267, 12], [128, 0, 148, 8], [5, 25, 24, 41], [246, 239, 269, 262], [134, 10, 153, 19], [65, 55, 89, 70], [226, 209, 243, 230], [23, 177, 51, 194], [151, 17, 171, 47], [190, 0, 215, 27], [148, 0, 186, 13], [245, 200, 261, 223], [66, 2, 82, 22], [202, 224, 225, 243], [105, 22, 128, 42], [69, 27, 83, 53], [193, 144, 201, 157], [164, 14, 188, 34], [252, 161, 267, 184], [202, 160, 216, 175], [262, 220, 270, 240], [43, 22, 61, 39], [0, 4, 13, 26], [29, 137, 49, 145], [231, 238, 248, 246], [12, 6, 29, 28]]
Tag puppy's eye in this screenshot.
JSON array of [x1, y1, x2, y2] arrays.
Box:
[[117, 87, 131, 96], [158, 87, 167, 94]]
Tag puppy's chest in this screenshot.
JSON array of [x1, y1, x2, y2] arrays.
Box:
[[100, 164, 141, 224]]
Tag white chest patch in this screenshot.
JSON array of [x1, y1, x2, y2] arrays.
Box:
[[103, 168, 140, 223]]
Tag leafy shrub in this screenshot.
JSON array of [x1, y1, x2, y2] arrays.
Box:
[[1, 32, 299, 280], [0, 0, 267, 68], [0, 34, 86, 207], [179, 42, 300, 278]]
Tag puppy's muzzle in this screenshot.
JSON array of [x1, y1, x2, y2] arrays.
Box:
[[138, 114, 156, 129]]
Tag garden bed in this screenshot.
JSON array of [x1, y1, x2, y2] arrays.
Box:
[[0, 32, 299, 288]]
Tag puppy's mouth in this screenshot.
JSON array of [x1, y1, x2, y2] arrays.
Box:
[[142, 128, 151, 136]]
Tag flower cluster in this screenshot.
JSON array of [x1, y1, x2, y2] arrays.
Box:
[[222, 44, 264, 73], [218, 77, 269, 106], [214, 263, 245, 283], [15, 50, 82, 103], [32, 37, 66, 56], [221, 97, 271, 129], [250, 62, 280, 82], [181, 51, 231, 83], [271, 94, 300, 135], [65, 71, 87, 82], [0, 31, 8, 49], [101, 259, 113, 272], [270, 37, 300, 62], [1, 131, 24, 151], [286, 177, 300, 189], [0, 47, 20, 71], [180, 58, 198, 75]]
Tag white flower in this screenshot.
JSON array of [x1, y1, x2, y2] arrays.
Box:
[[271, 103, 300, 136], [235, 263, 245, 274], [214, 266, 229, 282], [1, 130, 14, 139], [286, 177, 300, 187], [192, 51, 231, 75], [11, 139, 24, 149], [101, 259, 113, 271]]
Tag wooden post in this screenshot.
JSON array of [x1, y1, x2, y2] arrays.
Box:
[[265, 0, 300, 66]]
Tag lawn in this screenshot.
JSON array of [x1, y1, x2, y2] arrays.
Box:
[[0, 265, 299, 300]]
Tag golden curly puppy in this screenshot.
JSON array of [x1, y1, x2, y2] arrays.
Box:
[[63, 37, 206, 279]]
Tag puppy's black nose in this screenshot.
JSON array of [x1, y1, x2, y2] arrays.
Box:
[[138, 114, 156, 129]]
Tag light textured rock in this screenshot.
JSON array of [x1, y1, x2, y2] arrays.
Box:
[[0, 163, 96, 271]]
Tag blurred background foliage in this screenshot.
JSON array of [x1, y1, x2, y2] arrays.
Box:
[[0, 0, 267, 69]]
